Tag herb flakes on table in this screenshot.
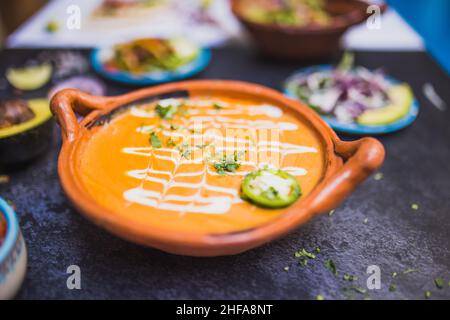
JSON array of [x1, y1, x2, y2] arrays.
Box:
[[343, 274, 357, 282], [294, 248, 317, 267], [324, 259, 337, 276], [373, 172, 383, 181], [434, 278, 444, 289], [342, 286, 367, 299], [403, 268, 418, 274]]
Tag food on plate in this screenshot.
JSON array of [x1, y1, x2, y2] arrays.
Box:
[[48, 76, 106, 99], [357, 84, 413, 126], [241, 167, 301, 208], [239, 0, 332, 27], [285, 53, 414, 125], [45, 20, 60, 33], [0, 212, 6, 247], [104, 38, 200, 74], [76, 96, 324, 233], [93, 0, 165, 17], [0, 99, 53, 167], [6, 63, 52, 91]]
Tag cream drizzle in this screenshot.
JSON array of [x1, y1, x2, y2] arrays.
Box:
[[122, 99, 317, 215]]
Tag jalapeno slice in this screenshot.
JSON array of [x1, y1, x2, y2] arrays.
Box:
[[241, 168, 301, 208]]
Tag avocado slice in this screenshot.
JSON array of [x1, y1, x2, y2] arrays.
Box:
[[0, 99, 53, 168], [357, 84, 413, 126], [6, 63, 52, 91]]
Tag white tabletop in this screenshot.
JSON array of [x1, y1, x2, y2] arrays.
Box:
[[7, 0, 424, 51]]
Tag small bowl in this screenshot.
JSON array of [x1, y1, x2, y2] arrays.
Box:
[[231, 0, 384, 60], [0, 198, 27, 300]]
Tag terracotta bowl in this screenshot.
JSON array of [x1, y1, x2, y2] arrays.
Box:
[[231, 0, 386, 60], [51, 80, 384, 256]]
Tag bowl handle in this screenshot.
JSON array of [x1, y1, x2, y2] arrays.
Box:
[[50, 89, 115, 143], [310, 137, 385, 215]]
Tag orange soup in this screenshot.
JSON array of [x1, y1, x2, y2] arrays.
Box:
[[75, 96, 325, 234], [0, 213, 6, 246]]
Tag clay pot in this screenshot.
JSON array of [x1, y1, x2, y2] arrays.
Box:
[[51, 80, 384, 256], [231, 0, 387, 60]]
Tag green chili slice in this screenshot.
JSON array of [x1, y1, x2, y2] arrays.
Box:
[[241, 167, 301, 208]]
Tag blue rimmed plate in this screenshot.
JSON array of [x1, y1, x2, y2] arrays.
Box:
[[90, 45, 211, 86], [284, 65, 419, 135]]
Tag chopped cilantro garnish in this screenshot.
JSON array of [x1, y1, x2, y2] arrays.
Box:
[[435, 278, 444, 289], [392, 272, 398, 278], [212, 152, 241, 175], [315, 295, 324, 300], [315, 247, 321, 253], [176, 143, 191, 159], [389, 284, 397, 292], [424, 291, 431, 299], [411, 203, 419, 210], [155, 102, 179, 119], [166, 138, 177, 147], [213, 102, 225, 110], [324, 259, 337, 276], [149, 132, 162, 148]]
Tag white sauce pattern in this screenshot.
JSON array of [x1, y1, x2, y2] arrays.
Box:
[[122, 100, 317, 215]]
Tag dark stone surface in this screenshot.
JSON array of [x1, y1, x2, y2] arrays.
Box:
[[0, 48, 449, 300]]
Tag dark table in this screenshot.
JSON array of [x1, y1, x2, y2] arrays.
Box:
[[1, 47, 449, 300]]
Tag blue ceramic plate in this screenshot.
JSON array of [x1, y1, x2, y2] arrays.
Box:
[[91, 46, 211, 86], [284, 65, 419, 135]]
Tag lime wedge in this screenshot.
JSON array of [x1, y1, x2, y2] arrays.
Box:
[[6, 63, 53, 91], [170, 38, 199, 62]]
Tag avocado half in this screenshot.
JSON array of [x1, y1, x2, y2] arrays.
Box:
[[357, 84, 413, 126], [0, 99, 53, 168]]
